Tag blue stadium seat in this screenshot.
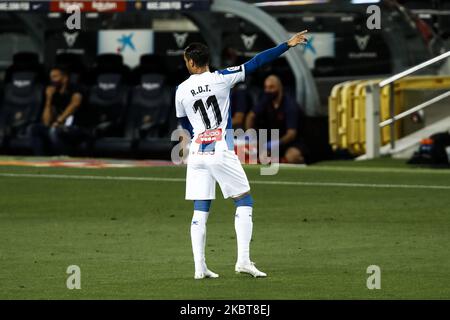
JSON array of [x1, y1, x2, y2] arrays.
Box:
[[0, 72, 44, 153], [76, 54, 131, 156]]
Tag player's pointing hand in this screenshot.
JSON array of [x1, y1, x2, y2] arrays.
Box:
[[287, 30, 308, 47]]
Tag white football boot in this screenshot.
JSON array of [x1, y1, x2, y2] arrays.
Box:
[[194, 268, 219, 280], [235, 261, 267, 278]]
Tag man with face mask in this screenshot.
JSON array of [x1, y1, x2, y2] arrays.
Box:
[[29, 66, 84, 155], [245, 74, 307, 164]]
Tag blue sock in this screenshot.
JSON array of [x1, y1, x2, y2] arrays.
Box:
[[233, 194, 253, 208], [194, 200, 211, 212]]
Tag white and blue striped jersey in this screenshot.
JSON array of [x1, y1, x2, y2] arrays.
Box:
[[175, 66, 246, 150]]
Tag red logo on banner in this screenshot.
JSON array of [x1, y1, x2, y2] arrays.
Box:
[[50, 1, 85, 11], [50, 1, 126, 12]]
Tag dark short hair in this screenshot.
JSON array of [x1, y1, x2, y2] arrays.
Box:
[[184, 42, 210, 67]]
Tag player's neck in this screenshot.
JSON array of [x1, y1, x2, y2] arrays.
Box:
[[191, 66, 210, 75]]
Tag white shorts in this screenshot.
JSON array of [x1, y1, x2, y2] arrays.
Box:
[[185, 149, 251, 200]]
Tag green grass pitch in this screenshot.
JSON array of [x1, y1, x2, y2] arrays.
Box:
[[0, 158, 449, 299]]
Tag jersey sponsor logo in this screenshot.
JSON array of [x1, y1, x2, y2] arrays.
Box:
[[219, 66, 242, 75], [226, 66, 241, 72], [195, 128, 222, 144]]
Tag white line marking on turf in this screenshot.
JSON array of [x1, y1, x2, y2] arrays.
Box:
[[276, 164, 450, 175], [250, 180, 450, 190], [1, 173, 450, 190]]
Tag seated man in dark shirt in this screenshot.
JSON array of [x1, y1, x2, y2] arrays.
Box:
[[30, 66, 83, 155], [245, 74, 306, 164]]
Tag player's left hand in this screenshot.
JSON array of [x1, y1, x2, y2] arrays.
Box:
[[287, 30, 308, 47]]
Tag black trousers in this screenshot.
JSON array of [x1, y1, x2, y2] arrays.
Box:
[[29, 123, 89, 156]]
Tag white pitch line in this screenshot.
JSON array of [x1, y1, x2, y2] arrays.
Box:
[[275, 164, 450, 175], [1, 173, 450, 190], [250, 180, 450, 190], [0, 173, 184, 182]]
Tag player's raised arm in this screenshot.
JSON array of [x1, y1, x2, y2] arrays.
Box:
[[243, 30, 308, 75]]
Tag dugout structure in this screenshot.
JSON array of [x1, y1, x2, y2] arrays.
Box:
[[329, 75, 450, 156]]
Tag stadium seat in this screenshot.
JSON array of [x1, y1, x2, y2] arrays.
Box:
[[86, 72, 130, 156], [133, 73, 177, 159], [4, 52, 46, 84], [87, 53, 131, 86], [0, 71, 44, 153], [78, 54, 130, 156], [130, 54, 167, 85]]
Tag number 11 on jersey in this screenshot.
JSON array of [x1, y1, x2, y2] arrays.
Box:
[[193, 95, 222, 130]]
